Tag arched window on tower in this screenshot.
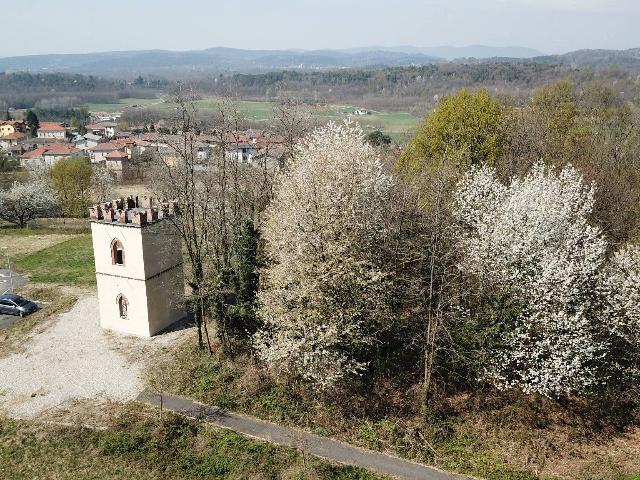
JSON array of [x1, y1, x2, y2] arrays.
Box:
[[117, 294, 128, 319], [111, 239, 124, 265]]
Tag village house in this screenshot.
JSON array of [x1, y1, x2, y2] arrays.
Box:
[[86, 121, 118, 138], [105, 150, 132, 180], [21, 143, 81, 167], [121, 138, 150, 157], [0, 132, 26, 151], [74, 133, 102, 151], [37, 122, 68, 140], [89, 142, 124, 163], [0, 120, 27, 137]]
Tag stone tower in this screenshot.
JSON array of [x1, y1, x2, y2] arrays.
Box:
[[89, 196, 185, 337]]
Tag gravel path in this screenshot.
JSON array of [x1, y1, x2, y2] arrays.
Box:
[[0, 296, 188, 419]]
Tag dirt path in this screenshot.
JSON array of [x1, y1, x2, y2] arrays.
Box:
[[0, 296, 191, 419], [137, 390, 469, 480]]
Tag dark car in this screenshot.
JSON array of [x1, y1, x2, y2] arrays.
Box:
[[0, 294, 38, 317]]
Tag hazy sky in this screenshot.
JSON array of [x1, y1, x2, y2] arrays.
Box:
[[2, 0, 639, 57]]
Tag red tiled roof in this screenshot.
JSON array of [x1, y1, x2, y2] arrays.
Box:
[[0, 132, 26, 141], [21, 143, 79, 158], [105, 150, 129, 159], [22, 147, 48, 159], [43, 143, 79, 155], [38, 122, 66, 132]]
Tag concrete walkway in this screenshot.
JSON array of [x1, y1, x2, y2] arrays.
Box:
[[137, 390, 468, 480]]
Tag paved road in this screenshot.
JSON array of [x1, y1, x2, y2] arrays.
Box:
[[0, 269, 28, 329], [137, 390, 467, 480], [0, 269, 26, 294]]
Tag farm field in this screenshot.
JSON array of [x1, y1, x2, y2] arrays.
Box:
[[84, 97, 422, 139], [84, 97, 163, 113]]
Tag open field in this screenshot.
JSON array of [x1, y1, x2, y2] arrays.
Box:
[[0, 229, 75, 257], [83, 97, 163, 113], [84, 97, 422, 139]]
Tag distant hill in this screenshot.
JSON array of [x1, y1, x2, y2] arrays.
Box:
[[1, 46, 639, 76], [534, 48, 640, 70], [344, 45, 544, 60], [0, 47, 442, 76]]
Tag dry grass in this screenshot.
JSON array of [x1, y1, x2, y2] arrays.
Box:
[[112, 183, 151, 198], [0, 233, 74, 256]]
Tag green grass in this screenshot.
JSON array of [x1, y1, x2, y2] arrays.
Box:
[[318, 105, 421, 135], [0, 410, 385, 479], [84, 97, 163, 113], [13, 235, 95, 286]]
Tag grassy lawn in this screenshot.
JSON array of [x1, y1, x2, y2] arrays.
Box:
[[13, 235, 95, 287], [318, 105, 421, 135], [0, 408, 384, 480]]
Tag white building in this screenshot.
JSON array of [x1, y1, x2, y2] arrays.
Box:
[[37, 122, 67, 139], [89, 197, 186, 337], [86, 121, 118, 138]]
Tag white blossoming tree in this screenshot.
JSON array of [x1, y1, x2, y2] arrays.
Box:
[[0, 180, 58, 228], [605, 245, 640, 385], [255, 121, 395, 389], [454, 162, 610, 397]]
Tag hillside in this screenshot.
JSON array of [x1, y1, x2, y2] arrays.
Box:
[[0, 47, 442, 76], [535, 48, 640, 69]]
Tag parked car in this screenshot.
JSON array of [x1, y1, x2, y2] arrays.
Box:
[[0, 294, 38, 317]]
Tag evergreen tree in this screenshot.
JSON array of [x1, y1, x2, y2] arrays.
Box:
[[25, 110, 40, 137], [236, 219, 260, 307], [227, 219, 261, 336]]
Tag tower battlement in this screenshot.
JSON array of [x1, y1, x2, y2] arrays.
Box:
[[89, 195, 180, 227]]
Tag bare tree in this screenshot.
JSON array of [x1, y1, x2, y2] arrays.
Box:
[[391, 157, 461, 414], [272, 96, 313, 168], [152, 88, 276, 351]]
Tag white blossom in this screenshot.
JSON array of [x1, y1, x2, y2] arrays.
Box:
[[454, 162, 610, 397], [605, 245, 640, 381], [0, 180, 58, 228], [254, 121, 394, 390]]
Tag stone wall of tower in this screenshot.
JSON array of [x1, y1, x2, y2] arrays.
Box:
[[90, 203, 185, 337]]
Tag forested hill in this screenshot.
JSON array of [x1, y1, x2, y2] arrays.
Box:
[[0, 47, 442, 76], [535, 48, 640, 69], [0, 72, 162, 109], [2, 46, 638, 76]]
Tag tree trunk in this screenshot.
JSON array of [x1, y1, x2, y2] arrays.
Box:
[[192, 263, 205, 350]]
